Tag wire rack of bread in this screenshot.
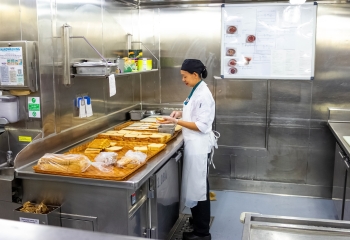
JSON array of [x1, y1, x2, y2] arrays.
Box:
[[33, 121, 181, 181]]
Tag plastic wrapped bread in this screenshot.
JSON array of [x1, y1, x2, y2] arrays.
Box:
[[36, 154, 91, 173]]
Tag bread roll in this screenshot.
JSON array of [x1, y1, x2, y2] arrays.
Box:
[[156, 117, 165, 122], [105, 146, 123, 152]]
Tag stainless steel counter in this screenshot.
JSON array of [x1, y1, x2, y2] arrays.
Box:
[[0, 218, 146, 240], [328, 122, 350, 156], [15, 133, 183, 190]]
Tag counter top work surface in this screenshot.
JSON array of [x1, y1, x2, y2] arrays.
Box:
[[329, 122, 350, 156], [15, 133, 183, 190]]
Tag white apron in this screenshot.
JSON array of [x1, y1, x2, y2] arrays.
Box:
[[181, 97, 210, 208]]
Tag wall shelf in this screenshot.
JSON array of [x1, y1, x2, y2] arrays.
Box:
[[71, 69, 159, 78]]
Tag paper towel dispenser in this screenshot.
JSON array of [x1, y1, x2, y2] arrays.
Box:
[[0, 41, 38, 92]]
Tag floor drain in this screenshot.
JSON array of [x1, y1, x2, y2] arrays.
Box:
[[167, 214, 214, 240]]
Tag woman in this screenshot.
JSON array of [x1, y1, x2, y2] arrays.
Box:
[[161, 59, 215, 240]]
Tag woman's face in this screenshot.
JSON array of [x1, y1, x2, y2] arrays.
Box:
[[181, 70, 200, 87]]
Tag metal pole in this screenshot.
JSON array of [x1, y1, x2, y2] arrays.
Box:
[[62, 24, 71, 86]]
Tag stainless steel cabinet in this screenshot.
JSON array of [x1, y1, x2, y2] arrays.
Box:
[[149, 150, 182, 239], [332, 143, 350, 220]]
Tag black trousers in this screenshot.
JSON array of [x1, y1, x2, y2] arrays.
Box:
[[190, 157, 210, 237]]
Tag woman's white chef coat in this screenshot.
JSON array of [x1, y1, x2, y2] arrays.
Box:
[[181, 81, 215, 208]]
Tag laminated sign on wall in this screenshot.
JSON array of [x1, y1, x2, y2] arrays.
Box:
[[221, 3, 317, 80], [0, 47, 24, 85]]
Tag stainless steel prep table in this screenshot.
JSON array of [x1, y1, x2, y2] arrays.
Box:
[[14, 133, 184, 238], [328, 122, 350, 157], [241, 213, 350, 240]]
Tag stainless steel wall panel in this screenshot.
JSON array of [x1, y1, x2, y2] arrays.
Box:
[[215, 80, 267, 147], [268, 127, 310, 148], [106, 75, 140, 113], [270, 80, 312, 128], [306, 127, 336, 187], [139, 9, 161, 103], [233, 154, 257, 180], [216, 124, 266, 148], [158, 7, 220, 103], [0, 0, 21, 41], [209, 177, 332, 198], [37, 0, 58, 136], [311, 5, 350, 127], [256, 146, 308, 183], [20, 0, 38, 41], [208, 147, 231, 178], [140, 72, 160, 103], [56, 1, 103, 61], [102, 0, 136, 60]]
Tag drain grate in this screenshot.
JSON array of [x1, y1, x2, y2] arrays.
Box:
[[167, 214, 215, 240]]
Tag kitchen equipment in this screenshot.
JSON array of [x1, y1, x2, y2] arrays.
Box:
[[158, 124, 175, 135], [0, 96, 19, 123], [144, 109, 161, 117], [129, 110, 146, 120], [0, 41, 38, 92], [73, 62, 118, 75]]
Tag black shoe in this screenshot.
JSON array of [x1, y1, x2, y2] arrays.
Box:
[[183, 232, 211, 240]]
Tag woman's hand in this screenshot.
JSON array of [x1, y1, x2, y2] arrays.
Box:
[[170, 111, 182, 118], [157, 116, 178, 124]]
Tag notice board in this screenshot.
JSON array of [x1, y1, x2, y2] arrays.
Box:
[[221, 3, 317, 80]]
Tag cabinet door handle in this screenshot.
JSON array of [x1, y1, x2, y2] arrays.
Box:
[[345, 159, 350, 169], [339, 151, 346, 159], [172, 151, 182, 162]]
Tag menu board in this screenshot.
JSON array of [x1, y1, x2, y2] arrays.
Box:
[[221, 3, 317, 80]]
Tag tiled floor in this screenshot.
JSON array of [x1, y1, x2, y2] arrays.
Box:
[[183, 190, 337, 240]]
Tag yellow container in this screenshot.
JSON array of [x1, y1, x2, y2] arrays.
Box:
[[137, 58, 152, 71]]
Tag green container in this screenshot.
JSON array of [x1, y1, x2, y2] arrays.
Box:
[[128, 49, 143, 59]]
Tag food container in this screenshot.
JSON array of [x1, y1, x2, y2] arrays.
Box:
[[73, 62, 118, 75], [129, 110, 146, 120], [128, 49, 143, 59], [13, 205, 61, 226], [137, 58, 152, 71], [158, 124, 175, 135], [0, 96, 19, 123], [144, 109, 161, 117], [124, 59, 137, 73]]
